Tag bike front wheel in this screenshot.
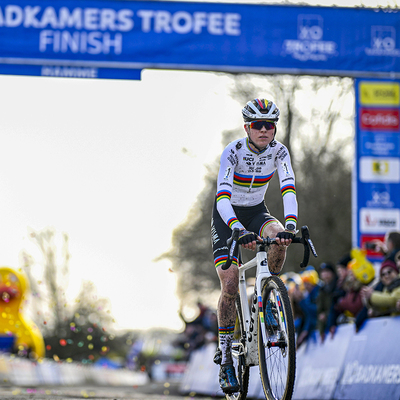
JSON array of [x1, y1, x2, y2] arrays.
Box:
[[258, 276, 296, 400]]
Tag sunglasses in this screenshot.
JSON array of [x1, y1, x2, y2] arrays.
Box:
[[381, 270, 395, 277], [247, 120, 276, 130]]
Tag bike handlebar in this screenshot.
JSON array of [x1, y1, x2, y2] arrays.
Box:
[[223, 225, 318, 271]]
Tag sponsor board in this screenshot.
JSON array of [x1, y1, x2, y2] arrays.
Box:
[[359, 82, 400, 106], [363, 183, 396, 209], [365, 25, 400, 58], [360, 208, 400, 233], [360, 132, 400, 157], [359, 157, 400, 183], [281, 14, 337, 62], [360, 108, 399, 130]]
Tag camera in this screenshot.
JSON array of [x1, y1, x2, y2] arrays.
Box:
[[365, 242, 376, 250]]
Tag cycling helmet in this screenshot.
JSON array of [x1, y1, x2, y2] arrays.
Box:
[[242, 99, 280, 122]]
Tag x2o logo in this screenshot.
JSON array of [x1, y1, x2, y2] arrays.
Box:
[[365, 25, 400, 57]]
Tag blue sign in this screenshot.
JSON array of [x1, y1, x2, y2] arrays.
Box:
[[0, 0, 400, 79], [353, 79, 400, 255]]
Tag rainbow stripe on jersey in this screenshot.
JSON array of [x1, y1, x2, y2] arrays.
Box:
[[233, 171, 274, 188], [281, 184, 296, 197], [285, 214, 298, 225], [216, 190, 232, 202]]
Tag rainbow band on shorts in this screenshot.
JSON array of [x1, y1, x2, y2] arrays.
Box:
[[259, 219, 278, 237], [214, 255, 238, 269]]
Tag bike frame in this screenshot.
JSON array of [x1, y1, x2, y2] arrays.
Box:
[[236, 247, 272, 367]]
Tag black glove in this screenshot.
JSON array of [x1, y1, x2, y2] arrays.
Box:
[[238, 229, 257, 245], [276, 231, 295, 240]]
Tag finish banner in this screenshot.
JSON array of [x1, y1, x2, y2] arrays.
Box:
[[0, 0, 400, 79], [354, 78, 400, 260]]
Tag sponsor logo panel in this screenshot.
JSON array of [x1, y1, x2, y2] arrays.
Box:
[[359, 82, 400, 106], [365, 25, 400, 57], [360, 132, 400, 157], [359, 157, 400, 183], [360, 108, 399, 130], [360, 208, 400, 233], [281, 14, 338, 62]]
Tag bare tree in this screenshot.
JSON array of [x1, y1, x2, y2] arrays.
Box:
[[160, 73, 354, 309]]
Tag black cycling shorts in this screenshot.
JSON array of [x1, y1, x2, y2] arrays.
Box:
[[211, 199, 279, 269]]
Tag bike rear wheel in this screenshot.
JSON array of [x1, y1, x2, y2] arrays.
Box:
[[226, 294, 250, 400], [258, 276, 296, 400]]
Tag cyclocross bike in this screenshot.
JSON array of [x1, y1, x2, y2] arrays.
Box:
[[218, 225, 317, 400]]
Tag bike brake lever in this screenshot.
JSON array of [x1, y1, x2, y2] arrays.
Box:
[[299, 226, 318, 268]]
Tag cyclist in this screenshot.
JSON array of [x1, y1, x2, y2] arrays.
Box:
[[211, 98, 298, 393]]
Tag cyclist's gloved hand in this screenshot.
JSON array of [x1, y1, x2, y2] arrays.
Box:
[[276, 231, 295, 241], [238, 229, 257, 246]]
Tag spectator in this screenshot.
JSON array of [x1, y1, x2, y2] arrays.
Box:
[[325, 253, 351, 333], [316, 262, 337, 342], [284, 273, 305, 336], [293, 269, 319, 348], [365, 231, 400, 258], [328, 249, 375, 337], [360, 257, 400, 316]]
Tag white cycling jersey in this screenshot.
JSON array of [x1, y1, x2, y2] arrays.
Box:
[[216, 137, 298, 231]]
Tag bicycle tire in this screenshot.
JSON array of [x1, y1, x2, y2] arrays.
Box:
[[258, 276, 296, 400], [226, 294, 250, 400]]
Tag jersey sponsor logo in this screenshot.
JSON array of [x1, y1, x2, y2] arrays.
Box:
[[219, 182, 233, 187], [276, 146, 288, 160], [224, 166, 232, 180], [281, 161, 291, 176], [282, 177, 294, 183], [212, 246, 228, 255], [227, 150, 238, 165], [359, 82, 400, 106], [360, 108, 399, 130], [211, 222, 220, 245]]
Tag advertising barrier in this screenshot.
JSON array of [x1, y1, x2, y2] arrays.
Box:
[[181, 316, 400, 400]]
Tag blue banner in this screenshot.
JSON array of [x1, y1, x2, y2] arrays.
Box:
[[353, 79, 400, 259], [0, 0, 400, 79]]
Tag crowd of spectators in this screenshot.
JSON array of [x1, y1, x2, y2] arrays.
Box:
[[172, 231, 400, 357], [284, 230, 400, 348]]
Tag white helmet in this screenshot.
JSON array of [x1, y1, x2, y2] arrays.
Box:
[[242, 99, 280, 122]]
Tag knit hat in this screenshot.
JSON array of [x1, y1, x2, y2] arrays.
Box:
[[380, 258, 399, 276]]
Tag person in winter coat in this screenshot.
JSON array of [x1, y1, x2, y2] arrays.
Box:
[[361, 258, 400, 316]]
